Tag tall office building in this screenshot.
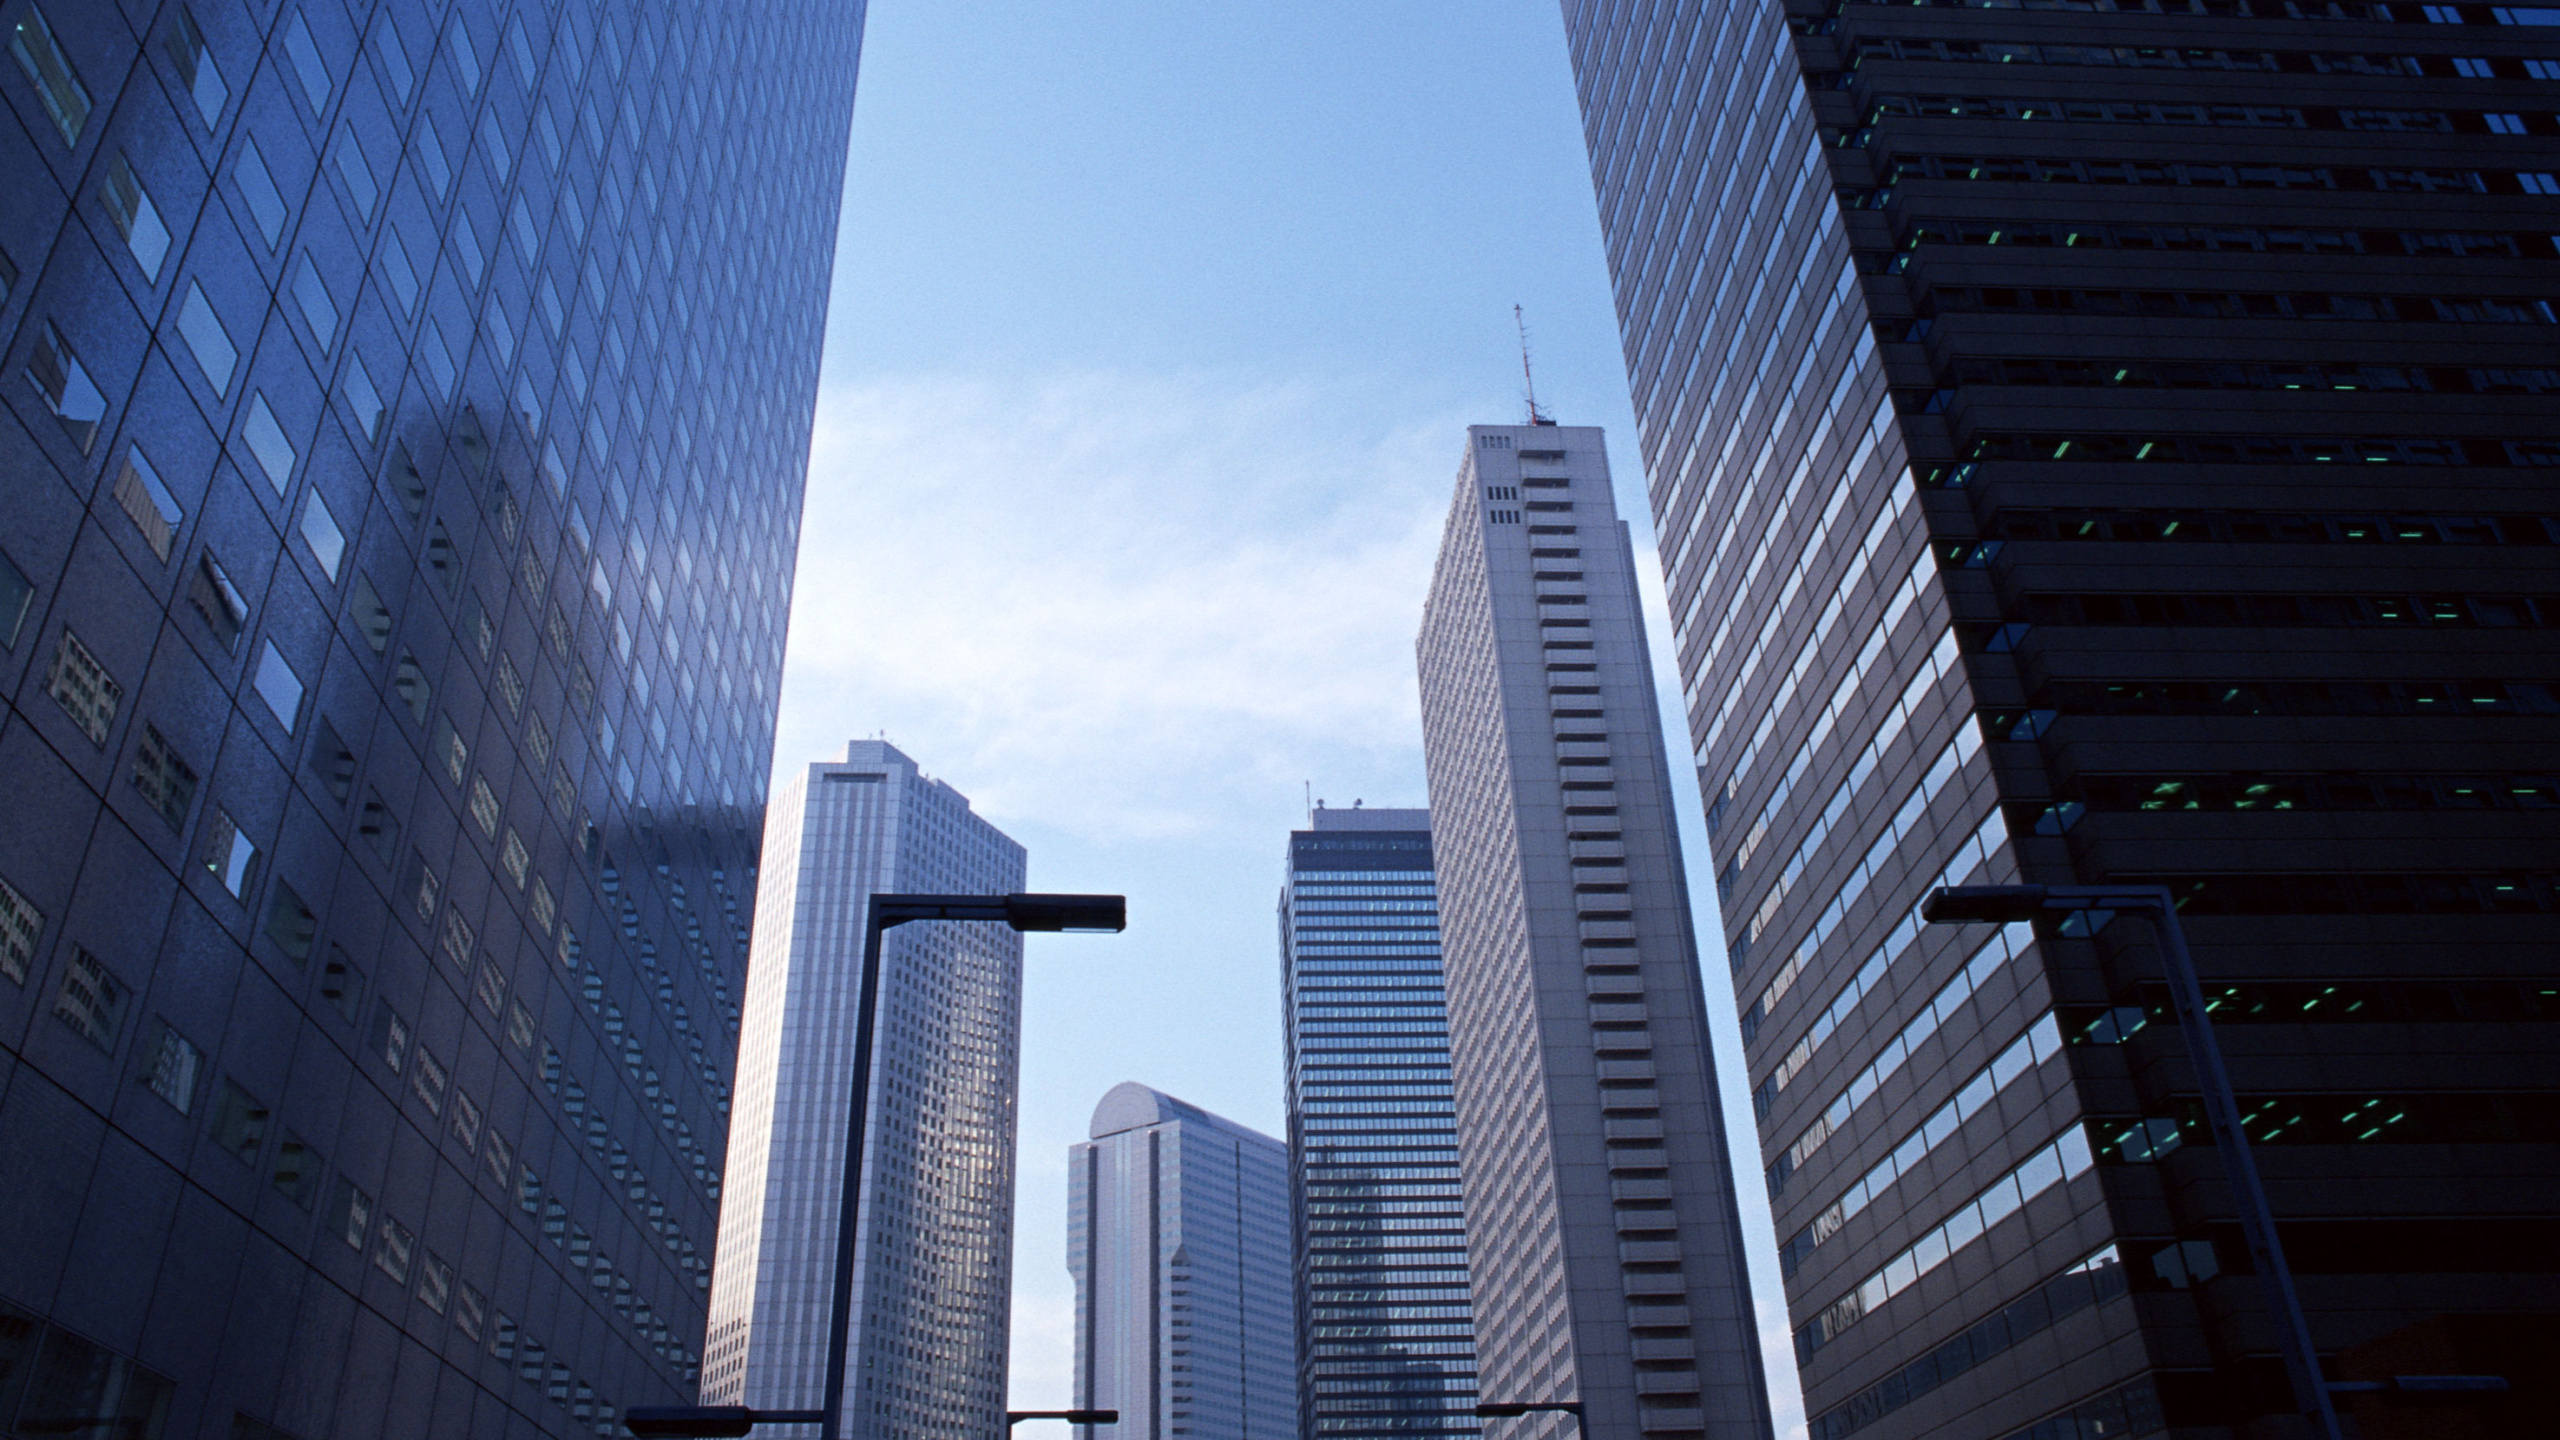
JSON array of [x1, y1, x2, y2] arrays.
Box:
[[1068, 1082, 1296, 1440], [0, 1, 858, 1435], [703, 741, 1028, 1440], [1415, 424, 1771, 1440], [1563, 0, 2560, 1435], [1279, 805, 1482, 1440]]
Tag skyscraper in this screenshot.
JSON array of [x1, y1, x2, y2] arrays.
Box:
[[1563, 0, 2560, 1436], [1280, 805, 1482, 1440], [0, 1, 858, 1434], [703, 741, 1027, 1440], [1068, 1082, 1296, 1440], [1415, 424, 1771, 1440]]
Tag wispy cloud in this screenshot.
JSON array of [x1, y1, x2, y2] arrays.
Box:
[[772, 369, 1468, 838]]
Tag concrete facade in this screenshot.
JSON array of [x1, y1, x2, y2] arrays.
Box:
[[702, 741, 1027, 1440], [1416, 424, 1771, 1440]]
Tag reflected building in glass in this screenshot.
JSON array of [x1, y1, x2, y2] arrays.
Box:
[[1279, 805, 1482, 1440], [1068, 1083, 1295, 1440], [1415, 423, 1772, 1440], [1562, 0, 2560, 1435], [0, 0, 861, 1435], [702, 741, 1027, 1440]]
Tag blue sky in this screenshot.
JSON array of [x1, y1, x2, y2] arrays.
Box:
[[766, 4, 1808, 1434]]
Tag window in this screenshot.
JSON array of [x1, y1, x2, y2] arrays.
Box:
[[379, 231, 417, 317], [414, 116, 450, 200], [2523, 172, 2560, 195], [374, 1213, 414, 1283], [321, 946, 365, 1022], [2487, 112, 2528, 134], [281, 11, 330, 113], [450, 1089, 481, 1148], [262, 880, 316, 963], [358, 792, 398, 865], [242, 393, 296, 494], [330, 126, 376, 220], [454, 1284, 487, 1343], [235, 138, 288, 250], [52, 946, 126, 1050], [46, 629, 122, 745], [343, 355, 384, 443], [272, 1132, 319, 1209], [175, 283, 237, 394], [440, 909, 474, 969], [299, 492, 344, 581], [474, 961, 507, 1015], [411, 1044, 447, 1113], [420, 319, 456, 399], [291, 257, 337, 350], [139, 1017, 202, 1113], [163, 7, 226, 128], [328, 1176, 372, 1249], [369, 12, 412, 104], [483, 1128, 514, 1188], [350, 574, 391, 654], [202, 809, 258, 900], [468, 775, 500, 837], [2452, 56, 2494, 76], [9, 4, 90, 145], [130, 724, 197, 832], [102, 155, 170, 281], [432, 714, 468, 785], [0, 872, 41, 985], [369, 1003, 408, 1071], [0, 546, 30, 650], [188, 550, 247, 650], [111, 445, 182, 561], [253, 640, 304, 731], [208, 1078, 267, 1163], [507, 998, 535, 1051], [26, 321, 107, 453], [393, 651, 430, 723]]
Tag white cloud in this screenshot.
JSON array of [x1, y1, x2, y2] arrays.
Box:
[[771, 369, 1470, 840]]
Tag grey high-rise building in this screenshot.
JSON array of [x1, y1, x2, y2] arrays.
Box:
[[1415, 424, 1771, 1440], [0, 1, 859, 1435], [1562, 0, 2560, 1437], [1280, 805, 1482, 1440], [702, 741, 1027, 1440], [1068, 1083, 1296, 1440]]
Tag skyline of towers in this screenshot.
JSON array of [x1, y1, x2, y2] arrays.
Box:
[[1069, 1082, 1297, 1440], [1416, 423, 1773, 1440], [1280, 805, 1484, 1440], [1564, 0, 2560, 1435], [704, 741, 1027, 1440], [0, 1, 858, 1436]]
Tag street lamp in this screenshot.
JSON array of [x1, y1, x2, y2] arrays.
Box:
[[628, 892, 1127, 1440], [1475, 1400, 1586, 1439], [1920, 883, 2342, 1440], [1006, 1410, 1120, 1428]]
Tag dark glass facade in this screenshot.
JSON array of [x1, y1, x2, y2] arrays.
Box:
[[0, 0, 859, 1435], [1280, 809, 1482, 1440], [1563, 0, 2558, 1436]]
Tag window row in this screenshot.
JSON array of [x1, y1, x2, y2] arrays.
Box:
[[2091, 1088, 2560, 1161], [1977, 507, 2556, 546], [1891, 216, 2556, 259], [2017, 589, 2560, 630], [2064, 973, 2560, 1038], [1926, 284, 2555, 326], [1984, 678, 2560, 731], [1857, 93, 2560, 136], [1873, 152, 2553, 196], [1940, 431, 2560, 470]]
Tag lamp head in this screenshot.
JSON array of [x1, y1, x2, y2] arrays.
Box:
[[1004, 894, 1126, 934], [1920, 884, 2050, 925]]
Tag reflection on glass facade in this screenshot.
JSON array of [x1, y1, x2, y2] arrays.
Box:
[[703, 742, 1027, 1440], [1416, 425, 1771, 1440], [0, 0, 860, 1434], [1564, 0, 2560, 1435], [1280, 806, 1481, 1440], [1069, 1083, 1295, 1440]]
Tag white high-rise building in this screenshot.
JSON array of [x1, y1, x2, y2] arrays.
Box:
[[1069, 1084, 1297, 1440], [1416, 425, 1772, 1440], [704, 741, 1028, 1440]]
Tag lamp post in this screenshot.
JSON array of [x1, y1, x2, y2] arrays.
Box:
[[1475, 1400, 1586, 1440], [1920, 883, 2341, 1440], [629, 892, 1127, 1440], [1005, 1410, 1120, 1429]]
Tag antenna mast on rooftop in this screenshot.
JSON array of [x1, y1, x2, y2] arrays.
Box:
[[1516, 305, 1552, 426]]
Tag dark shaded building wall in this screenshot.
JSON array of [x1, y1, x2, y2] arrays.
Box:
[[1562, 0, 2558, 1436], [0, 0, 860, 1435]]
